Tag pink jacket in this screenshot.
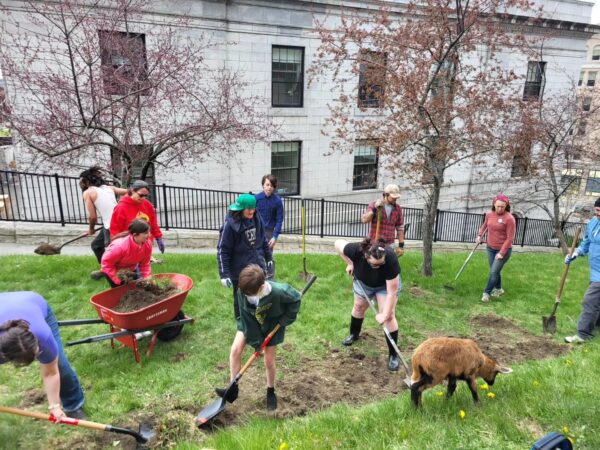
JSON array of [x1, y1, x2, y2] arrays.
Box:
[[478, 211, 516, 256], [101, 235, 152, 285]]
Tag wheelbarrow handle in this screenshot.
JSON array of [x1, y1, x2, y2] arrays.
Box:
[[58, 319, 107, 326]]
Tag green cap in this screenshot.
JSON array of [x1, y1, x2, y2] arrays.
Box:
[[229, 193, 257, 211]]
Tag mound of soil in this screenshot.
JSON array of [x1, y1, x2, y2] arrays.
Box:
[[116, 269, 138, 284], [34, 243, 60, 255], [113, 279, 179, 313], [20, 389, 45, 408]]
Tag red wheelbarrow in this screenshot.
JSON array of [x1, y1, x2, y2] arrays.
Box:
[[60, 273, 194, 363]]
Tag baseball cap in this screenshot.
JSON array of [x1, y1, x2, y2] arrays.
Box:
[[229, 193, 257, 211], [384, 184, 401, 199], [131, 180, 149, 191]]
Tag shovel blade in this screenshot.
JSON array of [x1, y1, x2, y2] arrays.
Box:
[[403, 376, 412, 388], [195, 397, 227, 428], [542, 315, 557, 334]]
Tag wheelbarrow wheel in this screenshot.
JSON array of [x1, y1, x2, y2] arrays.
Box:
[[157, 310, 185, 342]]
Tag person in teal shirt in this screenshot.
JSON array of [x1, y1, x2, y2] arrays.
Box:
[[216, 264, 301, 410]]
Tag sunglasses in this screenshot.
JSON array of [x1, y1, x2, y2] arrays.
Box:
[[137, 193, 149, 198]]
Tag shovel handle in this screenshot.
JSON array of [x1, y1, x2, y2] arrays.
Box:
[[375, 205, 382, 241], [58, 227, 103, 249], [556, 227, 582, 301]]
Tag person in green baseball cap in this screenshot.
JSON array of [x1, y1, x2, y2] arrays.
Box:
[[217, 192, 274, 400]]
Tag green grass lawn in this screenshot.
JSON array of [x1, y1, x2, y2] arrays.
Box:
[[0, 249, 599, 449]]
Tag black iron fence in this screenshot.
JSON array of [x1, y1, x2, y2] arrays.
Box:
[[0, 169, 587, 247]]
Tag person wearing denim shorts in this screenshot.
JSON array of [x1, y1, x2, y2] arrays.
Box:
[[476, 194, 516, 303], [335, 237, 402, 372]]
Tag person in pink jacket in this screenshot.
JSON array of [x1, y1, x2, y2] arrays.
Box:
[[476, 194, 516, 302], [101, 219, 152, 288]]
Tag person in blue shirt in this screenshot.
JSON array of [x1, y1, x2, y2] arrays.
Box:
[[564, 197, 600, 343], [0, 292, 86, 419], [255, 174, 284, 250]]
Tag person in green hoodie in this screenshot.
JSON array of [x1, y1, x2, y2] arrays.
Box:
[[216, 264, 301, 410]]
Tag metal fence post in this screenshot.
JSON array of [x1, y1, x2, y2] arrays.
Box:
[[162, 183, 169, 231], [54, 173, 65, 226], [521, 217, 528, 247], [433, 209, 440, 242], [320, 198, 325, 238]]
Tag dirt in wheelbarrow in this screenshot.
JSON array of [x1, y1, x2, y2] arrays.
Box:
[[113, 278, 180, 313]]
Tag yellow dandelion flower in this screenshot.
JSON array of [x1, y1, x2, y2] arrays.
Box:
[[562, 426, 569, 434], [532, 380, 540, 387], [459, 410, 466, 419], [436, 391, 444, 397], [565, 359, 574, 366], [487, 392, 495, 399], [480, 383, 489, 390], [583, 348, 589, 353], [279, 442, 289, 450]]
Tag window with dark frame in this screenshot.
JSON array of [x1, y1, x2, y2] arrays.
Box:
[[352, 142, 378, 190], [511, 141, 531, 178], [522, 61, 546, 100], [561, 169, 583, 195], [593, 46, 600, 61], [587, 71, 597, 87], [272, 46, 304, 107], [99, 30, 148, 96], [585, 170, 600, 195], [577, 119, 587, 136], [582, 96, 592, 112], [358, 51, 386, 108], [578, 71, 584, 86], [271, 141, 301, 195]]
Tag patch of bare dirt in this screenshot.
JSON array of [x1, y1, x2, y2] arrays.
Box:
[[20, 388, 45, 408]]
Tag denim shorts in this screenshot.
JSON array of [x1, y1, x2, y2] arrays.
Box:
[[352, 278, 401, 299]]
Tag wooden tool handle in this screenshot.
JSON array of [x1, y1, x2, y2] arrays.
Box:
[[0, 406, 106, 431], [375, 206, 382, 241], [556, 227, 582, 300]]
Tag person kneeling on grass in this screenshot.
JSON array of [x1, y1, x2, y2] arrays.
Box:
[[0, 291, 86, 420], [216, 264, 301, 411], [101, 219, 152, 288]]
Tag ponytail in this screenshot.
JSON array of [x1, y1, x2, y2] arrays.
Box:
[[0, 320, 38, 366]]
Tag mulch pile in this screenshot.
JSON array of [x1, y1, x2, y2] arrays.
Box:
[[113, 279, 180, 313]]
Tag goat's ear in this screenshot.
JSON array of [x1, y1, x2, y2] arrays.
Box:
[[496, 365, 512, 374]]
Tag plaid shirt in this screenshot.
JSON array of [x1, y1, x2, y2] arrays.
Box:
[[364, 201, 404, 244]]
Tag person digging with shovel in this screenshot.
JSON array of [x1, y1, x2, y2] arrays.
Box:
[[0, 291, 86, 420], [361, 184, 406, 257], [564, 197, 600, 344], [215, 263, 301, 410], [335, 237, 402, 372]]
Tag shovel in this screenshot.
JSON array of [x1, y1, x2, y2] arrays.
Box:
[[354, 279, 412, 387], [299, 199, 313, 281], [34, 228, 102, 255], [196, 274, 317, 427], [444, 242, 480, 291], [0, 405, 154, 444], [543, 227, 582, 334]]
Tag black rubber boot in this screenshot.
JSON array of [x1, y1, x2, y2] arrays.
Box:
[[342, 316, 363, 346], [386, 330, 399, 372], [215, 383, 239, 403], [266, 387, 277, 411]]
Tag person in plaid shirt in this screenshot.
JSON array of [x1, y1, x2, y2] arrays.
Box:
[[361, 184, 405, 256]]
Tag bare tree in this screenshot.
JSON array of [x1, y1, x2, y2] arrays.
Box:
[[0, 0, 275, 184], [310, 0, 540, 276]]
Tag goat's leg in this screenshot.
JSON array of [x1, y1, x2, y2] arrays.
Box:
[[467, 378, 479, 402], [446, 376, 457, 398]]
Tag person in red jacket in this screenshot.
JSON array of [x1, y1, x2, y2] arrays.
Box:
[[476, 194, 516, 302], [101, 219, 152, 288], [109, 180, 165, 254]]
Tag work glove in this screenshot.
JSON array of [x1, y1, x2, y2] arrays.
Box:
[[266, 260, 274, 277], [156, 238, 165, 254], [565, 250, 579, 265], [221, 278, 232, 288]]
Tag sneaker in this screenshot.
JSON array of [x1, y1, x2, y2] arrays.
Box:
[[481, 293, 490, 303], [266, 388, 277, 411], [215, 383, 239, 403], [491, 288, 505, 298], [90, 270, 104, 281], [564, 335, 586, 344], [65, 408, 88, 420]]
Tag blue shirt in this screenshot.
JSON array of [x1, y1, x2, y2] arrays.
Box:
[[255, 192, 284, 239], [0, 292, 58, 364], [577, 217, 600, 282]]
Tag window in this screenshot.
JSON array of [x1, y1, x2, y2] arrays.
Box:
[[511, 142, 531, 177], [582, 96, 592, 112], [561, 169, 583, 195], [352, 142, 378, 190], [271, 141, 301, 195], [358, 51, 386, 108], [593, 46, 600, 61], [587, 71, 596, 87], [578, 71, 584, 86], [563, 144, 582, 160], [577, 119, 587, 136], [586, 170, 600, 195], [522, 61, 546, 100], [99, 31, 148, 96], [272, 46, 304, 107]]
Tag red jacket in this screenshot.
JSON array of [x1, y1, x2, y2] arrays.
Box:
[[110, 195, 163, 240], [101, 235, 152, 285]]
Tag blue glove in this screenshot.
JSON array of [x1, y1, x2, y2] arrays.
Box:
[[221, 278, 232, 288], [565, 250, 578, 265], [156, 238, 165, 253]]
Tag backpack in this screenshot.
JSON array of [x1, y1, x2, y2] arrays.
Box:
[[531, 432, 573, 450]]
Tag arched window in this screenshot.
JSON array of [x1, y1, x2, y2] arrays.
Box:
[[592, 46, 600, 61]]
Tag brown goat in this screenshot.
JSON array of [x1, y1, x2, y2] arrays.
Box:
[[410, 337, 512, 407]]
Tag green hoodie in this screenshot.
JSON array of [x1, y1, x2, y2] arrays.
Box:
[[237, 281, 301, 349]]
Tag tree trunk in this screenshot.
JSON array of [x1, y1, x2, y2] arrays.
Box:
[[552, 197, 569, 254], [422, 180, 441, 277]]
